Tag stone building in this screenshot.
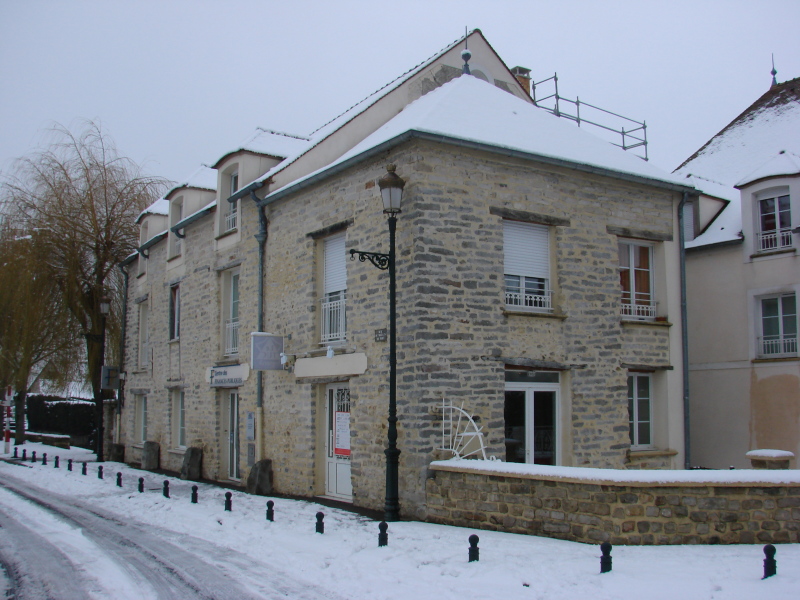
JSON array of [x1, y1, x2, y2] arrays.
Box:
[[679, 75, 800, 468], [119, 30, 693, 519]]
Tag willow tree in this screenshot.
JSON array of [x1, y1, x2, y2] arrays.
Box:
[[0, 223, 81, 443], [3, 122, 166, 459]]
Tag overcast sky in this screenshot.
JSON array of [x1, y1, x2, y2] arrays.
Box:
[[2, 1, 799, 186]]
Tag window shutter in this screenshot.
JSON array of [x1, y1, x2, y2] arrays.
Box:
[[324, 233, 347, 294], [683, 203, 695, 241], [504, 221, 549, 280]]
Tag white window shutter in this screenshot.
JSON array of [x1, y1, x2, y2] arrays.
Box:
[[683, 203, 695, 241], [324, 233, 347, 294], [504, 221, 549, 280]]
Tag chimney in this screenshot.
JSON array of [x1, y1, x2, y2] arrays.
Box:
[[511, 66, 532, 96]]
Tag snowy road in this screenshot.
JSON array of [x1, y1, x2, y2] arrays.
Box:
[[0, 470, 345, 599]]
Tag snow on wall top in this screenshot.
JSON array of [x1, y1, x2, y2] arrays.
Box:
[[267, 75, 688, 201], [430, 458, 800, 486], [136, 198, 169, 223], [677, 78, 800, 247]]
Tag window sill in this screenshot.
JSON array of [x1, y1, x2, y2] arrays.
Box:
[[169, 338, 180, 344], [752, 356, 800, 363], [168, 447, 187, 456], [621, 319, 672, 328], [215, 358, 240, 367], [131, 443, 144, 450], [136, 271, 146, 279], [750, 247, 795, 259], [216, 228, 239, 241], [167, 253, 182, 262], [503, 309, 567, 320], [628, 448, 678, 458], [130, 369, 150, 375]]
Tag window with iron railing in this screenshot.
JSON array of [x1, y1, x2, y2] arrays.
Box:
[[619, 241, 655, 320], [504, 275, 552, 312], [757, 194, 792, 252], [758, 293, 798, 358], [321, 291, 346, 343], [504, 221, 552, 313]]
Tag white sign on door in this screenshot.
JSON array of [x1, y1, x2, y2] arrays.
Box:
[[334, 411, 350, 457]]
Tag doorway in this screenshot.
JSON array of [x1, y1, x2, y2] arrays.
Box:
[[325, 384, 352, 501], [504, 375, 559, 465]]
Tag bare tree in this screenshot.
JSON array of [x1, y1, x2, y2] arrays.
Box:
[[0, 223, 81, 443], [2, 122, 166, 459]]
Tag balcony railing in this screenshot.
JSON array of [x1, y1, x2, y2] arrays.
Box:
[[505, 289, 553, 312], [757, 229, 793, 252], [621, 301, 657, 320], [758, 335, 798, 358], [224, 209, 238, 232], [321, 294, 346, 343], [225, 318, 240, 355]]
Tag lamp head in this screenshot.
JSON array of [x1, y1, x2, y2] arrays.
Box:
[[378, 164, 405, 215]]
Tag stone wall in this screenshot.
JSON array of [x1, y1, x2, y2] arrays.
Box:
[[426, 461, 800, 544]]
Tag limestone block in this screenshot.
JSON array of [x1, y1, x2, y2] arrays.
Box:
[[180, 447, 203, 480], [141, 441, 160, 470]]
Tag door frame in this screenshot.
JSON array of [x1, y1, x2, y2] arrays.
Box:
[[225, 390, 240, 481], [324, 383, 352, 501], [504, 381, 560, 465]]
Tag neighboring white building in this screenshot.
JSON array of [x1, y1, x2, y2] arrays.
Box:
[[677, 75, 800, 468]]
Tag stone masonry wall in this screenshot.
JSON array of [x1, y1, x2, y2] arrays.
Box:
[[426, 464, 800, 545]]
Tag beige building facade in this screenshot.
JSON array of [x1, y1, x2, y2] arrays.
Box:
[[119, 31, 692, 518]]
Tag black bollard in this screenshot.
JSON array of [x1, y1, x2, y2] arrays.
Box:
[[191, 485, 198, 504], [116, 472, 122, 487], [163, 481, 170, 498], [224, 492, 232, 511], [138, 477, 144, 493], [378, 521, 388, 547], [42, 453, 47, 466], [763, 544, 777, 579], [82, 462, 87, 475], [468, 534, 480, 562], [54, 456, 59, 468], [68, 458, 73, 471], [21, 449, 26, 460], [600, 542, 613, 573], [13, 447, 17, 459], [98, 465, 103, 479], [315, 511, 325, 534], [31, 451, 36, 463], [266, 500, 274, 522]]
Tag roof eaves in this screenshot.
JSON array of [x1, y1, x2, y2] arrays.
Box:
[[171, 202, 216, 234], [138, 231, 168, 253]]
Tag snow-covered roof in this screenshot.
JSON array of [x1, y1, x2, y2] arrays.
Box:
[[676, 77, 800, 247], [136, 198, 169, 223], [166, 165, 219, 196], [736, 150, 800, 188], [212, 129, 310, 168], [263, 75, 690, 204]]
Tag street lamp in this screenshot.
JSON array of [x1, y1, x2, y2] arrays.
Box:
[[350, 164, 405, 522]]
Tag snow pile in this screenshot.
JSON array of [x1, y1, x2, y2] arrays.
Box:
[[1, 441, 799, 599]]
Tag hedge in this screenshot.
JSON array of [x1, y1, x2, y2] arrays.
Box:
[[26, 395, 95, 437]]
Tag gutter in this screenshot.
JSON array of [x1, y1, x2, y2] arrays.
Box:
[[678, 192, 692, 469], [116, 262, 130, 444], [171, 202, 216, 239], [257, 129, 696, 208], [250, 190, 269, 462], [137, 231, 168, 258]]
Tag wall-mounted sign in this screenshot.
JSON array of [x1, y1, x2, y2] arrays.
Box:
[[251, 333, 283, 371], [207, 363, 249, 388], [246, 411, 255, 441], [101, 366, 120, 390], [375, 328, 387, 342]]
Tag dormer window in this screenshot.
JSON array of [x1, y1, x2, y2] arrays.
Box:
[[224, 171, 239, 233], [757, 193, 792, 251], [169, 198, 183, 258]]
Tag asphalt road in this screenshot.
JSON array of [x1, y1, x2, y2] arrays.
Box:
[[0, 470, 346, 599]]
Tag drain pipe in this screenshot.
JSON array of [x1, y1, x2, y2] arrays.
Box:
[[250, 190, 269, 461], [116, 262, 130, 445], [678, 192, 691, 469]]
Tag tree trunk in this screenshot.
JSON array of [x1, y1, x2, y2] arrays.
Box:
[[14, 390, 26, 445]]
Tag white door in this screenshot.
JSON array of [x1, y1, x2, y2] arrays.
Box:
[[504, 382, 559, 465], [228, 392, 240, 480], [325, 384, 352, 500]]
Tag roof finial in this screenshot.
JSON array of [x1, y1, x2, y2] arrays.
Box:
[[771, 54, 778, 87], [461, 27, 471, 75]]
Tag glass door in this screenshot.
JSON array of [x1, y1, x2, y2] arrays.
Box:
[[504, 380, 558, 465]]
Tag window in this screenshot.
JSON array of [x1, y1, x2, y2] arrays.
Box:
[[169, 285, 180, 340], [321, 232, 346, 343], [138, 222, 149, 277], [628, 374, 652, 448], [223, 270, 240, 356], [503, 220, 551, 312], [619, 241, 655, 320], [224, 171, 239, 232], [757, 194, 792, 251], [759, 293, 798, 357], [137, 303, 149, 370], [172, 390, 186, 448], [135, 395, 148, 443], [504, 371, 559, 465], [169, 198, 183, 257]]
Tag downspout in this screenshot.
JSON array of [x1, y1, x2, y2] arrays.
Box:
[[116, 263, 130, 445], [250, 191, 268, 461], [678, 192, 691, 469]]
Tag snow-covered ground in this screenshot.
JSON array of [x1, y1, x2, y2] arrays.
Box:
[[1, 442, 799, 599]]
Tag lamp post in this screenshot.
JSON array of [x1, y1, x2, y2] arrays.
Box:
[[92, 294, 111, 462], [350, 164, 405, 522]]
